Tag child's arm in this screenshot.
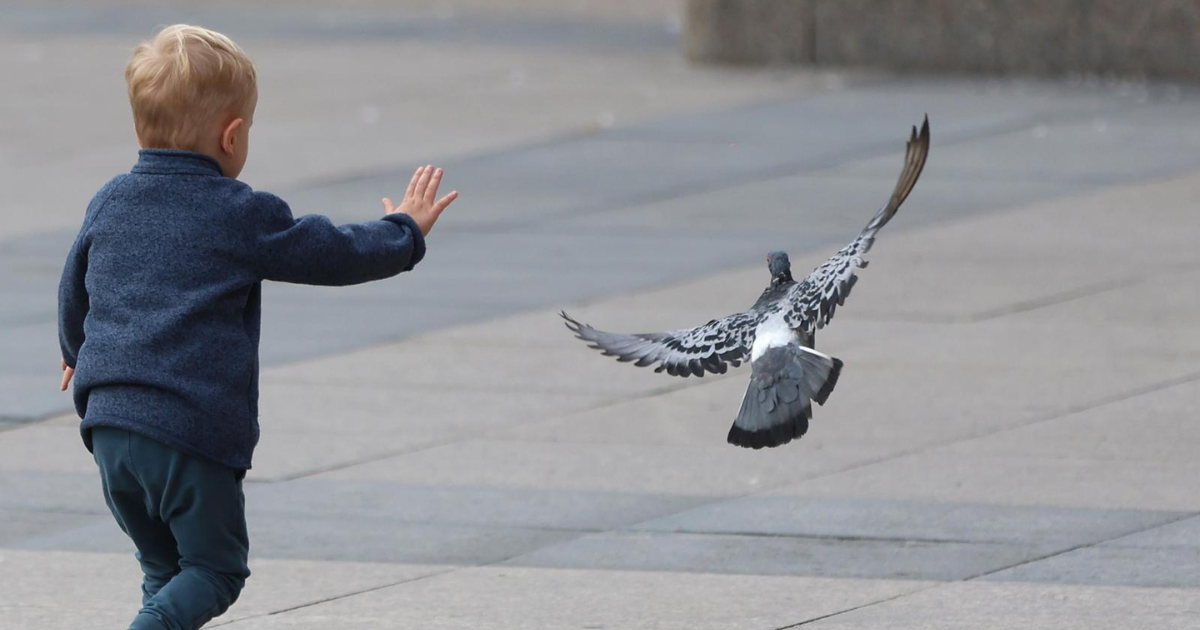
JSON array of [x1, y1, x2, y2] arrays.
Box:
[[254, 166, 456, 285], [58, 232, 89, 390], [57, 178, 122, 390]]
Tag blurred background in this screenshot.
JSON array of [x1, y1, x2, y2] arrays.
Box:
[[2, 1, 1200, 629]]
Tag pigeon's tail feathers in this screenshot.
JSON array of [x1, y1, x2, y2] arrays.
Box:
[[728, 345, 843, 449]]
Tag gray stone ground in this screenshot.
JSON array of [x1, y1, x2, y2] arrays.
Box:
[[3, 1, 1200, 628]]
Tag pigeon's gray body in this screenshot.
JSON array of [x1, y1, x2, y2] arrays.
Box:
[[562, 117, 930, 448]]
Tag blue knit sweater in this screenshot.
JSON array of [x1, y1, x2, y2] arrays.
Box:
[[58, 150, 426, 469]]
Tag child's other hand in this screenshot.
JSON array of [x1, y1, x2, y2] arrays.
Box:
[[60, 358, 74, 391], [382, 165, 458, 236]]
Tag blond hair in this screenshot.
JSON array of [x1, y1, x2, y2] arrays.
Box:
[[125, 24, 257, 150]]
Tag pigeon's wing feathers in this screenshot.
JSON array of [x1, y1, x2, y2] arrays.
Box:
[[561, 310, 760, 378], [784, 116, 930, 334]]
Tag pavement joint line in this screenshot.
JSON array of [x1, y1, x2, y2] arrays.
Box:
[[208, 566, 464, 628], [956, 261, 1200, 323], [763, 509, 1200, 629], [771, 586, 937, 630], [251, 435, 468, 483], [0, 414, 68, 432], [630, 529, 982, 545], [0, 312, 56, 328], [931, 367, 1200, 451], [0, 506, 108, 517], [245, 507, 616, 535], [260, 379, 700, 395], [1099, 513, 1200, 549], [211, 511, 623, 627], [956, 510, 1200, 584]]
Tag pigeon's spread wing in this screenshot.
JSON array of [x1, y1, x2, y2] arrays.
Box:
[[561, 310, 760, 377], [784, 116, 930, 334]]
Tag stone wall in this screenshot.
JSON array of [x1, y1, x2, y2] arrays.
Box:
[[685, 0, 1200, 80]]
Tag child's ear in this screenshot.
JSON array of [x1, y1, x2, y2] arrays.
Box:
[[220, 117, 245, 155]]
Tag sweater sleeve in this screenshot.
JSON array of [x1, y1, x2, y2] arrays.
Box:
[[58, 230, 90, 369], [58, 175, 122, 368], [252, 192, 427, 285]]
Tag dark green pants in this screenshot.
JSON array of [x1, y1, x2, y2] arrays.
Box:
[[91, 427, 251, 630]]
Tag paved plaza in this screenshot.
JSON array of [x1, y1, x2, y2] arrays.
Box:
[[2, 1, 1199, 628]]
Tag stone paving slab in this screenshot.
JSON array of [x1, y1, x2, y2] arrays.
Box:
[[1101, 513, 1200, 549], [10, 505, 582, 566], [849, 113, 1200, 185], [803, 581, 1200, 630], [218, 566, 933, 630], [507, 530, 1044, 581], [0, 510, 106, 547], [0, 470, 108, 514], [943, 380, 1200, 464], [632, 497, 1185, 549], [249, 480, 709, 533], [0, 606, 133, 630], [985, 544, 1200, 589], [243, 515, 579, 566], [793, 172, 1200, 322], [0, 549, 453, 628], [314, 439, 867, 497], [612, 76, 1139, 144], [248, 431, 438, 482], [488, 376, 755, 448], [261, 333, 704, 396], [763, 447, 1200, 512], [547, 170, 1084, 237], [0, 424, 95, 474], [258, 381, 607, 435]]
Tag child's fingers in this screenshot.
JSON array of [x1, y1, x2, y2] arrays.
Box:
[[413, 164, 434, 199], [405, 166, 423, 200], [381, 197, 395, 214], [60, 366, 74, 391], [433, 191, 458, 213], [424, 168, 443, 203]]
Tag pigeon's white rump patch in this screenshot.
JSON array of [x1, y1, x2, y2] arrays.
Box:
[[750, 315, 796, 362]]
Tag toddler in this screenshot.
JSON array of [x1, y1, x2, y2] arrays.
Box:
[[57, 24, 456, 630]]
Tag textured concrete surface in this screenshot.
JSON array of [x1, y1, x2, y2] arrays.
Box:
[[686, 0, 1200, 80], [3, 1, 1200, 629]]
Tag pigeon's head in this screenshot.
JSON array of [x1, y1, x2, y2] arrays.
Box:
[[767, 251, 793, 283]]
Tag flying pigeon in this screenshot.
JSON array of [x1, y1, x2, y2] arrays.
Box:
[[561, 116, 930, 449]]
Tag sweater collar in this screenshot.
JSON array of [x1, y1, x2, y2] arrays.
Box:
[[132, 149, 225, 177]]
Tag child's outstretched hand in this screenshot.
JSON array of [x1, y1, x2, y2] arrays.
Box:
[[382, 165, 458, 236]]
